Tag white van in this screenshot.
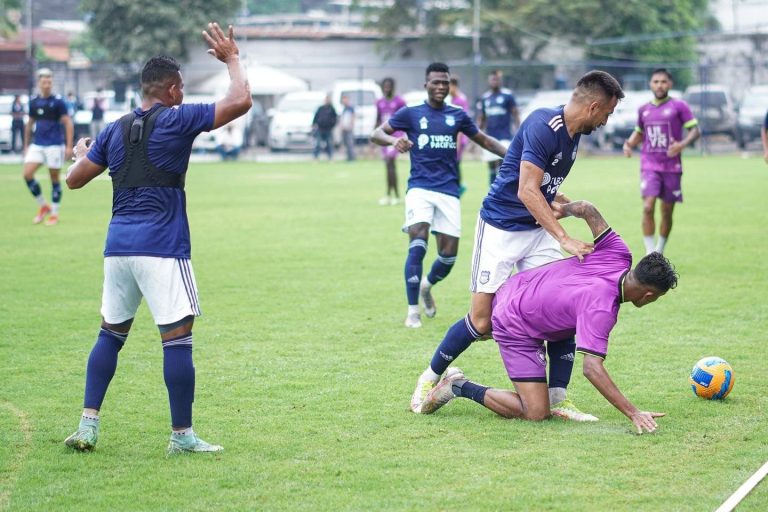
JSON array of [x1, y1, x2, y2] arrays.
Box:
[[331, 79, 381, 142]]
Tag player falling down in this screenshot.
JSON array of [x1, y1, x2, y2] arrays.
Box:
[[371, 62, 508, 329], [419, 200, 678, 434]]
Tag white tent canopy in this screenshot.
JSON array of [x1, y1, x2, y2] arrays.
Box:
[[197, 63, 308, 96]]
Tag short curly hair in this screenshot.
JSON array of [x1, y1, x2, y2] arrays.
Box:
[[635, 252, 679, 292]]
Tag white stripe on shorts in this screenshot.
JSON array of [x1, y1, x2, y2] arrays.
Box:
[[177, 259, 201, 316], [470, 216, 486, 292]]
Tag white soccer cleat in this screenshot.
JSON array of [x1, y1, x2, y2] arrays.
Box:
[[410, 373, 437, 413], [378, 196, 390, 206], [420, 367, 465, 414], [419, 278, 436, 318], [404, 312, 422, 328], [550, 399, 599, 422]]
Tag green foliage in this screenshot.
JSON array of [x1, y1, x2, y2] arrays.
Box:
[[0, 153, 767, 510], [368, 0, 715, 74], [0, 0, 21, 38], [79, 0, 241, 65]]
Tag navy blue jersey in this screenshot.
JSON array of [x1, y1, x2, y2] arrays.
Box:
[[29, 94, 68, 146], [88, 102, 215, 259], [480, 106, 580, 231], [764, 111, 768, 130], [481, 89, 517, 140], [389, 101, 479, 197]]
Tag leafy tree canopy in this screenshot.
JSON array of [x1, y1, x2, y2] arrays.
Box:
[[80, 0, 240, 65]]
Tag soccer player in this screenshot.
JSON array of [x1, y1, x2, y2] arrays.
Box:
[[23, 68, 73, 226], [375, 78, 407, 205], [371, 62, 508, 329], [63, 22, 252, 455], [623, 68, 700, 255], [419, 200, 677, 436], [478, 70, 519, 185], [410, 70, 624, 421]]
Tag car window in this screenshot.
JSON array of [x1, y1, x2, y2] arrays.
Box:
[[740, 94, 768, 109], [340, 90, 376, 107]]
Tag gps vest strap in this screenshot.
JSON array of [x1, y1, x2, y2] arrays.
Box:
[[111, 105, 186, 190]]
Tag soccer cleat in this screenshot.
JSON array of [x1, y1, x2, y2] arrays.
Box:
[[410, 367, 463, 414], [64, 420, 99, 452], [420, 367, 465, 414], [404, 312, 422, 328], [378, 196, 390, 206], [167, 432, 223, 456], [33, 204, 51, 224], [45, 214, 59, 226], [420, 278, 436, 318], [389, 197, 400, 206], [550, 398, 599, 422]]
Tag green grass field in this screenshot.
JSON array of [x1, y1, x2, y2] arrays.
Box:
[[0, 153, 766, 511]]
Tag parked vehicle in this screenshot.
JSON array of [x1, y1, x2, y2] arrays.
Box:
[[598, 91, 651, 149], [73, 89, 141, 140], [331, 79, 381, 142], [736, 85, 768, 148], [683, 84, 738, 141], [268, 90, 328, 152], [402, 89, 427, 107], [518, 90, 573, 124], [246, 99, 270, 147]]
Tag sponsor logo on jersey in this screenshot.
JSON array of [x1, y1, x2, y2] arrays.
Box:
[[417, 133, 430, 149], [551, 151, 562, 166], [541, 172, 552, 186], [548, 114, 564, 132]]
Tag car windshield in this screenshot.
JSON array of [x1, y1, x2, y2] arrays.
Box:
[[684, 92, 727, 108], [278, 97, 322, 111]]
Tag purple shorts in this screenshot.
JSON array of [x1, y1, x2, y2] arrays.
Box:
[[381, 145, 399, 160], [495, 332, 548, 382], [641, 170, 683, 203]]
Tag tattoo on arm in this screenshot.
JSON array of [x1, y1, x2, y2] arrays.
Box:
[[560, 201, 610, 239]]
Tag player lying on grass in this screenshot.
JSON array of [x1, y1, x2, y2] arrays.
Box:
[[419, 200, 678, 434]]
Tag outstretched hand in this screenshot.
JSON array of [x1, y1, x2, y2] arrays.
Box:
[[559, 235, 594, 262], [202, 22, 239, 63], [630, 411, 666, 434]]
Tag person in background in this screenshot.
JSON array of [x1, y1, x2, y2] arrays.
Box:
[[340, 94, 356, 162], [215, 123, 242, 161], [91, 88, 106, 138], [478, 70, 519, 185], [375, 78, 407, 205], [312, 94, 337, 161], [10, 94, 25, 154]]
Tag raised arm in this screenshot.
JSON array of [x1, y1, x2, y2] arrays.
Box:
[[203, 23, 252, 130], [555, 200, 609, 239], [518, 161, 594, 261], [582, 354, 665, 434]]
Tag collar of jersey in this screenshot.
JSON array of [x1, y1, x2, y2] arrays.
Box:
[[651, 96, 672, 106]]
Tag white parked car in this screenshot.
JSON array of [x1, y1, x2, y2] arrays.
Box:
[[331, 79, 381, 142], [736, 85, 768, 148], [268, 90, 328, 151], [518, 90, 573, 124]]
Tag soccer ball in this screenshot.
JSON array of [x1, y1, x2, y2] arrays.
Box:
[[689, 356, 735, 400]]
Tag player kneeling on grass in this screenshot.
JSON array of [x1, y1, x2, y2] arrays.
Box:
[[420, 200, 677, 434], [62, 23, 252, 455]]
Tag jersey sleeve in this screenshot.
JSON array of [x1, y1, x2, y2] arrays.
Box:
[[575, 307, 617, 359], [677, 101, 698, 128], [507, 93, 517, 109], [635, 105, 645, 133], [459, 110, 479, 138], [56, 98, 69, 118], [520, 119, 557, 170], [387, 106, 410, 131], [176, 103, 215, 135]]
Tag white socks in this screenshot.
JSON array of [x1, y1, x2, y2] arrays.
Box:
[[549, 387, 566, 406], [643, 236, 656, 255], [422, 367, 441, 383], [655, 236, 667, 254]]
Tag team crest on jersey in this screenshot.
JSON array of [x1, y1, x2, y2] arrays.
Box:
[[496, 96, 503, 104], [551, 152, 562, 166], [417, 133, 430, 149], [419, 116, 429, 130], [445, 115, 455, 126], [541, 172, 552, 186], [479, 271, 490, 285]]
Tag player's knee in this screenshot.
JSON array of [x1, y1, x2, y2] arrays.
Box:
[[642, 203, 654, 216], [524, 410, 550, 421], [469, 312, 492, 335]]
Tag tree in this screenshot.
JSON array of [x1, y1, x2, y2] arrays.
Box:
[[365, 0, 716, 82], [0, 0, 21, 38], [79, 0, 240, 65]]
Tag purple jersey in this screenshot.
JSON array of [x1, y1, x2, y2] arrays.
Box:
[[377, 95, 406, 125], [491, 230, 632, 358], [636, 97, 697, 173]]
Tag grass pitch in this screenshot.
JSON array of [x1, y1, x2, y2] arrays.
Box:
[[0, 152, 766, 511]]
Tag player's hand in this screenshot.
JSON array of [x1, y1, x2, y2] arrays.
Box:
[[72, 137, 92, 161], [559, 235, 594, 262], [667, 139, 684, 157], [629, 411, 665, 434], [393, 136, 413, 153], [550, 201, 568, 220], [622, 141, 632, 157], [203, 22, 239, 63]]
